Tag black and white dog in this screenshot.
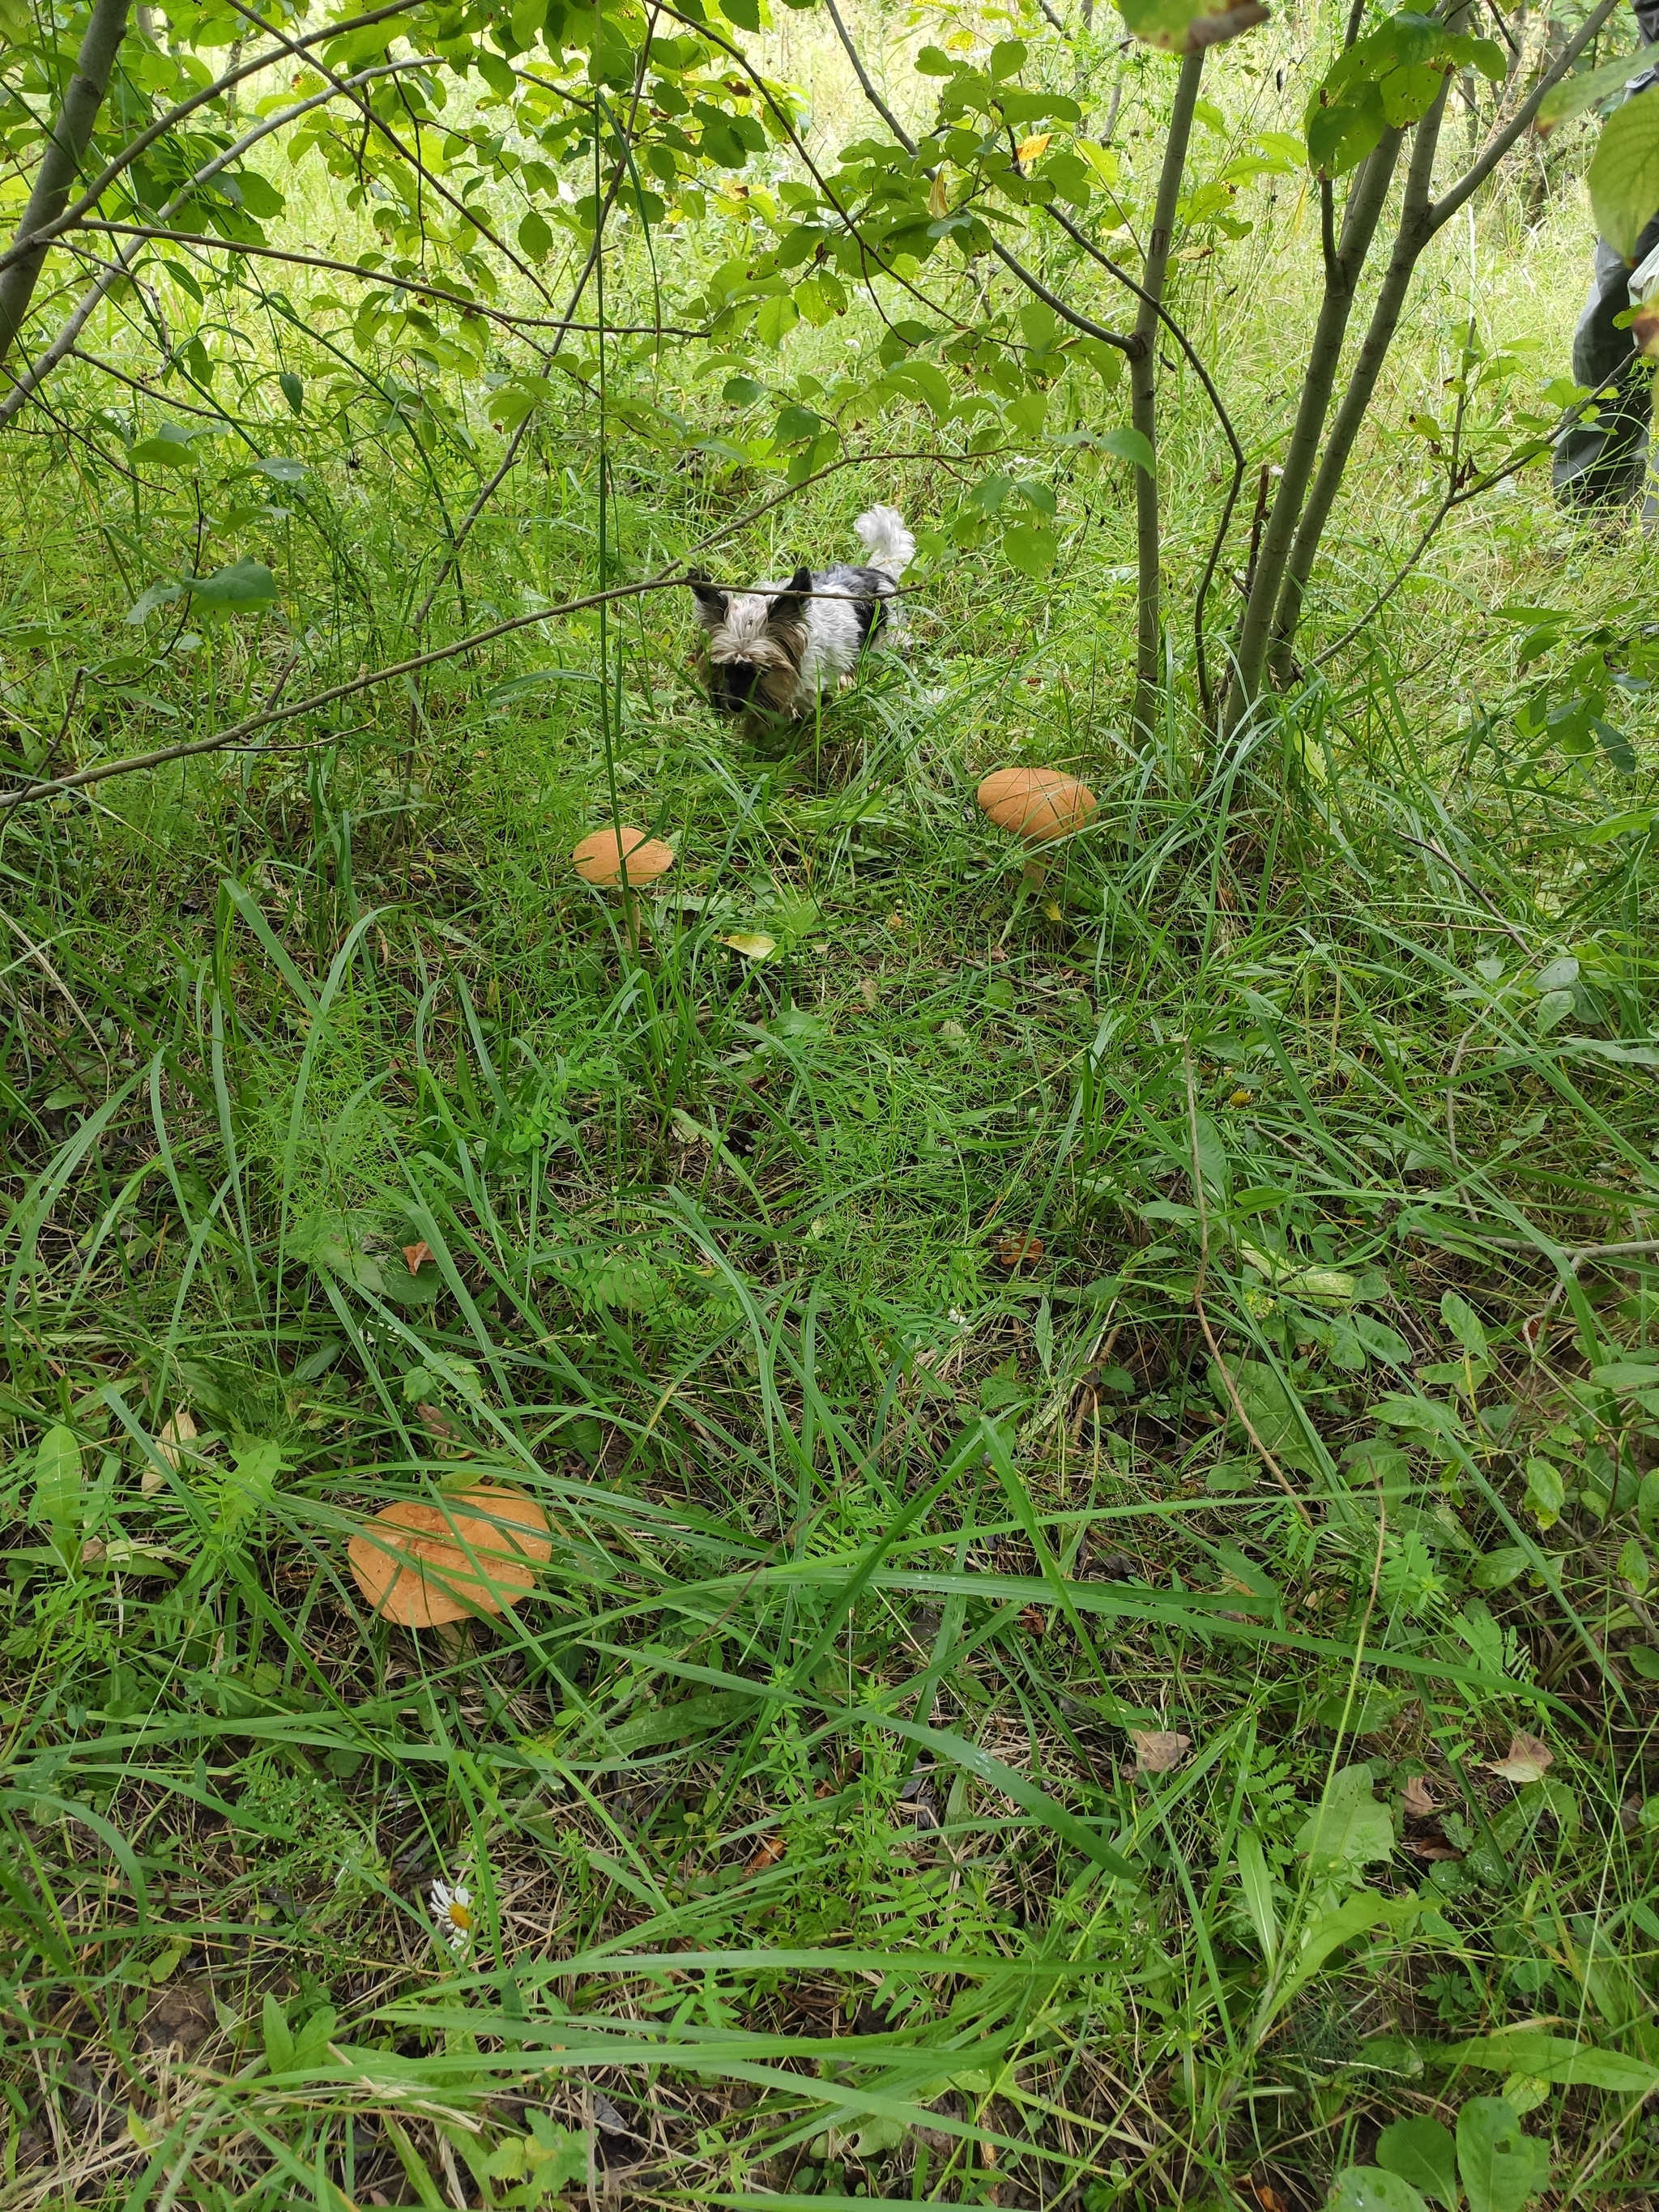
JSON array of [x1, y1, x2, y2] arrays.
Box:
[[685, 505, 915, 718]]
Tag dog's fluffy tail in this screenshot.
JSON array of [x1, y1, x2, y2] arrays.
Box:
[[855, 504, 915, 578]]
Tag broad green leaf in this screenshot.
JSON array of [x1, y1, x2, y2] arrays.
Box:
[[32, 1424, 82, 1536], [1289, 1890, 1416, 1984], [1002, 523, 1057, 578], [187, 558, 278, 611], [1589, 86, 1659, 258], [755, 292, 799, 347], [1210, 1357, 1319, 1473], [279, 369, 305, 414], [126, 578, 185, 623], [130, 420, 216, 467], [1456, 2098, 1550, 2212], [518, 207, 553, 259], [1294, 1763, 1393, 1881], [1444, 2031, 1659, 2094], [1330, 2171, 1431, 2212], [1102, 424, 1155, 475], [1440, 1289, 1489, 1360], [1378, 2116, 1457, 2210]]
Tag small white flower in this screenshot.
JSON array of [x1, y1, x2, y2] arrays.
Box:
[[429, 1879, 473, 1952]]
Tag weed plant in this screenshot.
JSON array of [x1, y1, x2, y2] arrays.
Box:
[[5, 6, 1659, 2209]]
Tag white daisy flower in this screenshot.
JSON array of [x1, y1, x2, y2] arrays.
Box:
[[429, 1879, 473, 1952]]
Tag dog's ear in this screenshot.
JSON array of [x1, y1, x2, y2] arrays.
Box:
[[768, 565, 812, 627], [685, 571, 728, 629]]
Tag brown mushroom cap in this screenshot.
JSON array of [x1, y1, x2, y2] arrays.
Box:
[[975, 768, 1098, 845], [572, 826, 676, 887], [348, 1485, 553, 1628]]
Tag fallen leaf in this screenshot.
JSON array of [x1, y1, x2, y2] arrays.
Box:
[[1401, 1775, 1438, 1818], [747, 1834, 786, 1873], [996, 1230, 1043, 1270], [1015, 130, 1052, 168], [1229, 1088, 1253, 1107], [718, 931, 777, 961], [157, 1408, 197, 1472], [1128, 1728, 1190, 1775], [403, 1241, 433, 1273], [1404, 1836, 1463, 1861], [1253, 2183, 1288, 2212], [416, 1401, 458, 1440], [1520, 1313, 1549, 1353], [859, 975, 879, 1008], [1019, 1605, 1048, 1636], [1041, 898, 1063, 922], [1486, 1732, 1553, 1785]]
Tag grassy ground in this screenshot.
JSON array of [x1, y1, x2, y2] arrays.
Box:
[[6, 7, 1659, 2208]]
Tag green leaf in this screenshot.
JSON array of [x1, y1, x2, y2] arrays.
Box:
[[32, 1424, 83, 1538], [1002, 522, 1057, 578], [1211, 1357, 1319, 1473], [1540, 49, 1652, 132], [1589, 86, 1659, 258], [278, 369, 305, 414], [1294, 1762, 1393, 1881], [262, 1992, 296, 2073], [1443, 2031, 1659, 2094], [232, 166, 284, 218], [186, 557, 278, 611], [518, 207, 553, 259], [219, 1437, 284, 1528], [130, 420, 217, 467], [1102, 424, 1155, 475], [1456, 2098, 1550, 2212], [1439, 1289, 1489, 1360], [1378, 2116, 1457, 2211], [1330, 2172, 1431, 2212], [1470, 1547, 1529, 1592], [755, 292, 799, 347], [1235, 1828, 1277, 1962]]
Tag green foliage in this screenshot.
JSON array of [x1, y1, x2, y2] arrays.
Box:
[[1589, 84, 1659, 257]]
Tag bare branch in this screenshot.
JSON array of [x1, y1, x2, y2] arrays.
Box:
[[1431, 0, 1623, 228]]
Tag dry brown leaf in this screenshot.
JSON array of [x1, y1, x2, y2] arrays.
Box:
[[416, 1401, 458, 1440], [1401, 1774, 1438, 1818], [1253, 2183, 1288, 2212], [403, 1241, 433, 1274], [927, 171, 950, 219], [747, 1834, 786, 1873], [1019, 1605, 1048, 1638], [156, 1407, 196, 1472], [996, 1230, 1044, 1270], [1404, 1837, 1464, 1862], [1485, 1732, 1553, 1785], [1128, 1728, 1191, 1775]]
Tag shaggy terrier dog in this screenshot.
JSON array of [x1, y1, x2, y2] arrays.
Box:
[[686, 505, 915, 718]]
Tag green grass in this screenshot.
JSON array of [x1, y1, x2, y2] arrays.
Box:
[[7, 15, 1659, 2210]]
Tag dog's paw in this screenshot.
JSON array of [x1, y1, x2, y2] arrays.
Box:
[[838, 671, 856, 693]]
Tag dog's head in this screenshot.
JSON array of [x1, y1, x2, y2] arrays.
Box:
[[686, 567, 810, 717]]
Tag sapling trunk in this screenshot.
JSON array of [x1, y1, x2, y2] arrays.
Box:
[[1266, 68, 1454, 684], [0, 0, 131, 380], [1223, 130, 1403, 731], [1130, 44, 1205, 736]]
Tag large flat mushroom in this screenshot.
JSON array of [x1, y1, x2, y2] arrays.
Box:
[[975, 767, 1098, 891], [348, 1485, 553, 1628], [572, 825, 674, 948]]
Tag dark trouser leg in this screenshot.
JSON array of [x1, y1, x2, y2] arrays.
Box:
[[1555, 213, 1659, 507]]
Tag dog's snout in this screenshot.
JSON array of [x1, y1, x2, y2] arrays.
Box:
[[712, 659, 758, 714]]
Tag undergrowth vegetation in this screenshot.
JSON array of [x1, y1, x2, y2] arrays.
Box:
[[6, 0, 1659, 2206]]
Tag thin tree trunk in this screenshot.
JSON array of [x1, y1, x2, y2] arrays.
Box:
[[1266, 68, 1455, 685], [0, 0, 131, 380], [1130, 44, 1204, 735], [1223, 130, 1403, 730]]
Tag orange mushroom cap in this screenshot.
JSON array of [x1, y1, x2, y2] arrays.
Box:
[[348, 1485, 553, 1628], [572, 826, 675, 886], [975, 767, 1098, 845]]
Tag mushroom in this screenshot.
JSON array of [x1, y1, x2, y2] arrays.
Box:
[[975, 767, 1098, 888], [572, 825, 675, 948], [348, 1485, 553, 1628]]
